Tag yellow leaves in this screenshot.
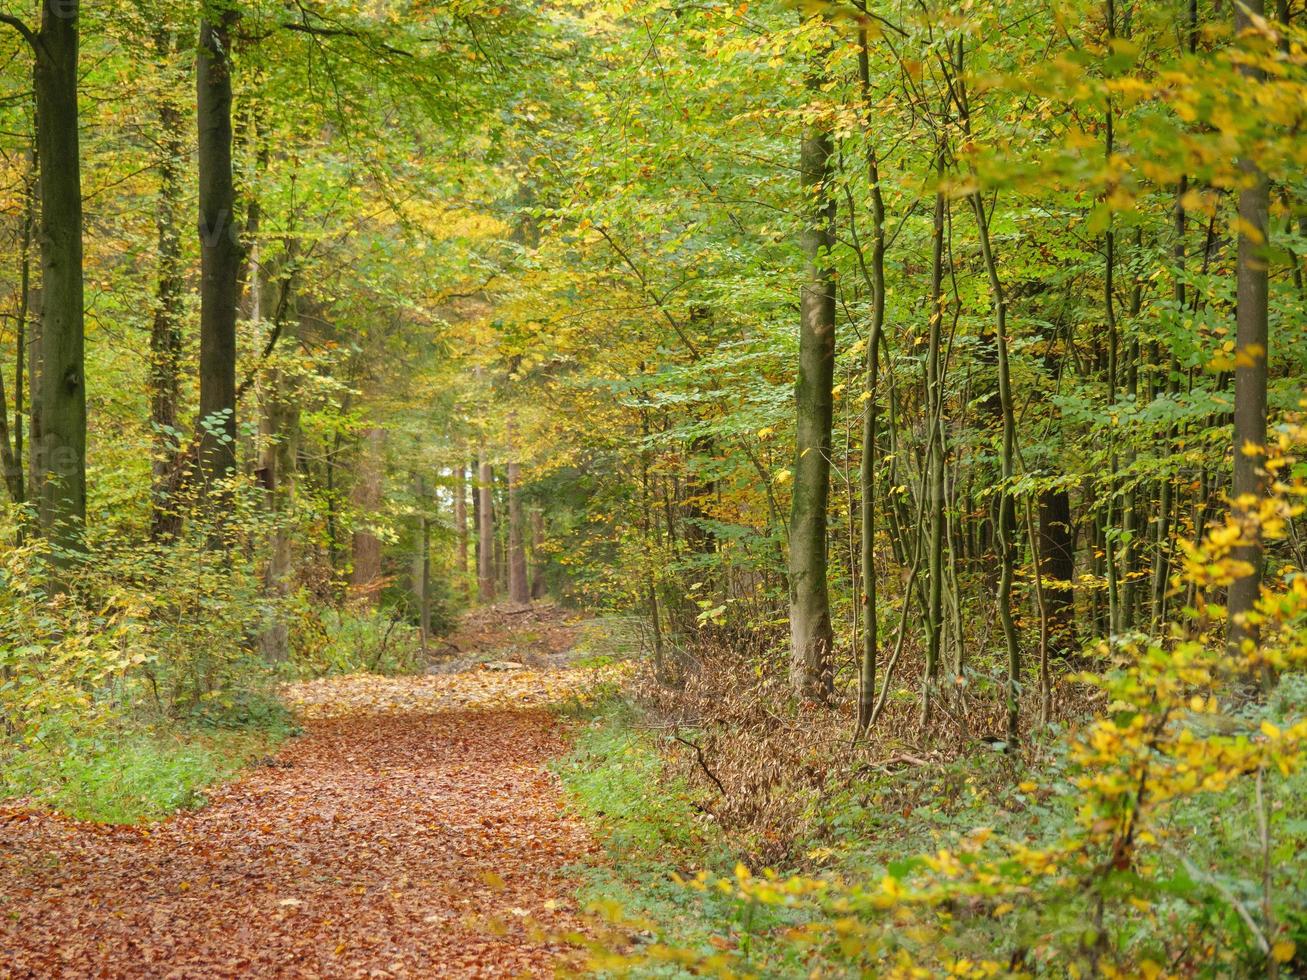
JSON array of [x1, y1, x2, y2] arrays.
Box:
[[773, 468, 793, 485], [1272, 940, 1297, 963], [1232, 216, 1267, 245]]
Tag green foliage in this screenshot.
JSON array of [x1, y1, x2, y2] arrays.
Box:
[[295, 608, 426, 678], [1, 723, 290, 825], [558, 699, 803, 978]]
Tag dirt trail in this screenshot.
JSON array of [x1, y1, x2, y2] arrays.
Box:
[[0, 705, 595, 978]]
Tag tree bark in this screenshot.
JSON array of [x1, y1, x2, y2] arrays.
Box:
[[25, 0, 87, 560], [1228, 0, 1269, 657], [855, 17, 885, 731], [257, 373, 298, 661], [196, 5, 240, 488], [454, 458, 468, 593], [788, 27, 836, 701], [924, 186, 947, 722], [150, 30, 187, 539], [530, 509, 548, 599], [1038, 488, 1075, 657], [349, 427, 384, 605], [0, 169, 32, 504], [507, 459, 529, 604], [477, 455, 495, 602]]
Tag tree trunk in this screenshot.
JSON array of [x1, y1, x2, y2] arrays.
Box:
[[477, 455, 495, 602], [257, 374, 298, 661], [1038, 488, 1076, 658], [196, 5, 240, 488], [1228, 0, 1269, 658], [350, 427, 384, 605], [454, 459, 468, 594], [30, 1, 87, 560], [855, 22, 886, 728], [923, 186, 947, 722], [0, 168, 33, 504], [530, 509, 548, 599], [788, 28, 836, 701], [410, 474, 431, 645], [507, 460, 529, 604], [150, 30, 187, 539]]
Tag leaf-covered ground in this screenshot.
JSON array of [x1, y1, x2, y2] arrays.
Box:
[[0, 664, 609, 977]]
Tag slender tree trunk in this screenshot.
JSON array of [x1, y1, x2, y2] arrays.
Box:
[[1038, 488, 1075, 656], [13, 155, 33, 508], [1228, 0, 1270, 658], [924, 185, 947, 723], [855, 86, 885, 730], [454, 459, 468, 593], [26, 1, 87, 560], [530, 509, 548, 599], [972, 193, 1021, 745], [477, 454, 495, 602], [0, 177, 31, 504], [788, 26, 836, 701], [257, 374, 297, 661], [196, 5, 240, 487], [151, 30, 187, 539], [507, 459, 529, 604], [350, 428, 384, 605], [410, 473, 431, 646]]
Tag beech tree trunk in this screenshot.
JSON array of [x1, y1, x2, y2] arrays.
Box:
[[454, 459, 468, 592], [1228, 0, 1269, 657], [0, 167, 33, 504], [1038, 488, 1076, 657], [477, 455, 495, 602], [196, 5, 240, 487], [350, 428, 384, 604], [788, 33, 836, 701], [257, 376, 298, 661], [856, 20, 885, 731], [151, 30, 187, 539], [507, 460, 529, 604], [530, 509, 548, 599], [27, 0, 87, 560]]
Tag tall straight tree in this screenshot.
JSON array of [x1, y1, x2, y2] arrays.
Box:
[[151, 28, 188, 539], [196, 2, 240, 486], [507, 459, 528, 604], [477, 454, 495, 602], [454, 458, 469, 592], [2, 1, 87, 559], [1227, 0, 1270, 656], [788, 24, 836, 700]]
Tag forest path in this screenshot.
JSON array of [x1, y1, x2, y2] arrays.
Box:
[[0, 630, 625, 978]]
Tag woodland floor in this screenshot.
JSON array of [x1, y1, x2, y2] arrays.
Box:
[[0, 607, 621, 979]]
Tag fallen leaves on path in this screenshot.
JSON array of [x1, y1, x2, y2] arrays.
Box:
[[0, 702, 599, 978], [283, 662, 630, 720]]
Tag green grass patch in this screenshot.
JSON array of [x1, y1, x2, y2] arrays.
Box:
[[2, 714, 295, 825], [555, 698, 808, 977]]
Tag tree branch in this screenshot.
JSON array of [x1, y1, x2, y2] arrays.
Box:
[[0, 14, 37, 51]]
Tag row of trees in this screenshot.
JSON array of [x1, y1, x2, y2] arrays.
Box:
[[480, 0, 1304, 741]]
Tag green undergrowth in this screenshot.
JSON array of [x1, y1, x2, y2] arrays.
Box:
[[1, 704, 297, 825], [557, 691, 1307, 976], [555, 698, 810, 977]]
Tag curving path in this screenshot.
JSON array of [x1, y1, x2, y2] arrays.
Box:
[[0, 706, 594, 978]]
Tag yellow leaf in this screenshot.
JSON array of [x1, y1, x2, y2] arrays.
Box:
[[1272, 940, 1296, 963]]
